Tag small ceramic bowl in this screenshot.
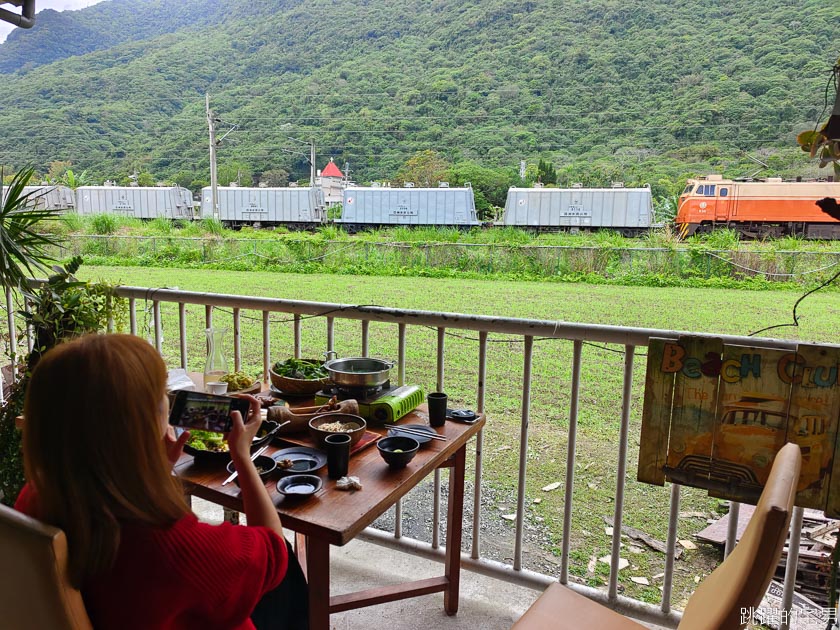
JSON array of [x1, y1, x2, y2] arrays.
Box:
[[377, 436, 420, 469], [225, 455, 277, 486], [308, 414, 366, 449], [276, 474, 323, 497], [205, 381, 228, 395]]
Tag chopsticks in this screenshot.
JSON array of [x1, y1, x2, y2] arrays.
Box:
[[391, 425, 447, 442], [221, 419, 291, 486], [223, 444, 270, 486]]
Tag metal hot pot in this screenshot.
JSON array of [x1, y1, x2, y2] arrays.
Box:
[[323, 354, 395, 388]]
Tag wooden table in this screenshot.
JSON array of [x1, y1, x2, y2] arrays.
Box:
[[174, 400, 484, 630]]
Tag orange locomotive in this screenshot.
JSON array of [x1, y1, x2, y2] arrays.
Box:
[[675, 174, 840, 239]]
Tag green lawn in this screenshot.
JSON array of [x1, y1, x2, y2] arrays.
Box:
[[79, 265, 840, 605]]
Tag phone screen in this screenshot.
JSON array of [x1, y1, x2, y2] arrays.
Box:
[[168, 391, 250, 433]]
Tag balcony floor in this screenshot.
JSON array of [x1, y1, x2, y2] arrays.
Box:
[[194, 498, 668, 629]]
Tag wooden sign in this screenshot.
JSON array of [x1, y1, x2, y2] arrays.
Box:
[[638, 337, 840, 516], [663, 336, 722, 489], [638, 338, 676, 486]]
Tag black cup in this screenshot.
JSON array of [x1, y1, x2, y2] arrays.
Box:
[[325, 433, 351, 479], [427, 392, 448, 428]]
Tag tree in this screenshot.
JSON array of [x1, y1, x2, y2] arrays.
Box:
[[394, 150, 451, 187], [62, 168, 89, 189], [47, 160, 72, 183], [260, 168, 290, 187], [448, 161, 515, 219], [537, 159, 557, 185], [218, 161, 253, 187]]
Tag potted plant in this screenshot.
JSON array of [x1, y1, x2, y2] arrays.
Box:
[[0, 166, 123, 504]]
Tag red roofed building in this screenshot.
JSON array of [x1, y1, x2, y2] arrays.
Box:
[[316, 158, 345, 206]]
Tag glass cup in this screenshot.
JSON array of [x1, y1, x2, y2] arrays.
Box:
[[427, 392, 448, 428], [325, 433, 351, 479]]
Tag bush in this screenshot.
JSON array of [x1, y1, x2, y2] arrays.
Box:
[[91, 213, 118, 235]]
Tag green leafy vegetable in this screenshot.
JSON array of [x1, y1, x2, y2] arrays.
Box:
[[272, 358, 328, 380]]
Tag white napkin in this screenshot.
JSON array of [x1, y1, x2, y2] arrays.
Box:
[[167, 368, 196, 392]]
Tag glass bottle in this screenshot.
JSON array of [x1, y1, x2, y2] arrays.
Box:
[[203, 327, 228, 391]]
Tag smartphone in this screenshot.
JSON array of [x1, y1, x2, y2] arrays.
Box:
[[168, 390, 251, 433]]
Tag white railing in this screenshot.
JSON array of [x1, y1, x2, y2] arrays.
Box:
[[7, 284, 809, 628]]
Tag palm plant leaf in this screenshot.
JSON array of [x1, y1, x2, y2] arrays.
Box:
[[0, 167, 63, 291]]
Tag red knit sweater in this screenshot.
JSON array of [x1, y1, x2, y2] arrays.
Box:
[[15, 483, 288, 629]]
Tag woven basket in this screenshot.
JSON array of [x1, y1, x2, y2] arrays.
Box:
[[270, 363, 330, 395]]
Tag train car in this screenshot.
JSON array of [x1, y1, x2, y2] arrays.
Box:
[[675, 175, 840, 239], [76, 186, 194, 219], [200, 186, 325, 228], [336, 185, 480, 231], [20, 185, 76, 211], [501, 185, 653, 235]]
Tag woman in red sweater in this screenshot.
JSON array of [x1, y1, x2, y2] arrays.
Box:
[[15, 333, 307, 629]]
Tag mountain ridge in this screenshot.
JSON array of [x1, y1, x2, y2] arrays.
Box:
[[0, 0, 836, 198]]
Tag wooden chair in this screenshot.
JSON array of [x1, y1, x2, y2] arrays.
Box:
[[512, 442, 802, 630], [0, 502, 93, 630]]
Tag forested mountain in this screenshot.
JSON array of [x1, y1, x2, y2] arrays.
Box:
[[0, 0, 837, 203]]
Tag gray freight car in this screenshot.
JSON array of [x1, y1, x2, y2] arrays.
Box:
[[76, 186, 194, 219], [18, 185, 76, 211], [502, 186, 653, 235], [337, 185, 480, 230], [200, 186, 325, 227]]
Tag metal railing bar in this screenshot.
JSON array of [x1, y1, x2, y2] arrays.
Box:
[[432, 326, 445, 550], [436, 327, 445, 391], [661, 483, 681, 612], [5, 290, 16, 370], [23, 298, 33, 352], [608, 345, 635, 601], [394, 498, 402, 539], [326, 316, 334, 354], [111, 286, 805, 351], [560, 339, 582, 585], [129, 297, 137, 336], [432, 470, 442, 550], [514, 335, 534, 572], [233, 308, 241, 372], [153, 301, 162, 352], [398, 323, 406, 386], [293, 314, 301, 358], [361, 320, 370, 356], [779, 506, 804, 630], [724, 502, 740, 558], [471, 331, 488, 560], [178, 303, 187, 369], [262, 311, 270, 382]]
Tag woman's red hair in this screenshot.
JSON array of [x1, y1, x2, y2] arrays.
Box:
[[23, 334, 188, 588]]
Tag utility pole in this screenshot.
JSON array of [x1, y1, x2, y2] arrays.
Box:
[[310, 139, 316, 186], [206, 93, 219, 220]]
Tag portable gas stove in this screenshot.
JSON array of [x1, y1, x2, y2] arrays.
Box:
[[313, 381, 425, 425]]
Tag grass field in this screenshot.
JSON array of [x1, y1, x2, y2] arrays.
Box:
[[79, 265, 840, 606]]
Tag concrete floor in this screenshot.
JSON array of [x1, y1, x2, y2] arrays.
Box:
[[193, 498, 668, 629]]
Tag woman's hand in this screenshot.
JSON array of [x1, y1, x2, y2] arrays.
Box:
[[164, 426, 190, 467], [227, 394, 262, 463]]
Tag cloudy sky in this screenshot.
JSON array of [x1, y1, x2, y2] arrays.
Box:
[[0, 0, 105, 42]]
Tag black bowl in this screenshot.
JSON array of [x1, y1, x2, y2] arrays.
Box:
[[276, 474, 323, 497], [377, 436, 420, 469], [225, 455, 277, 486], [183, 420, 280, 464]]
